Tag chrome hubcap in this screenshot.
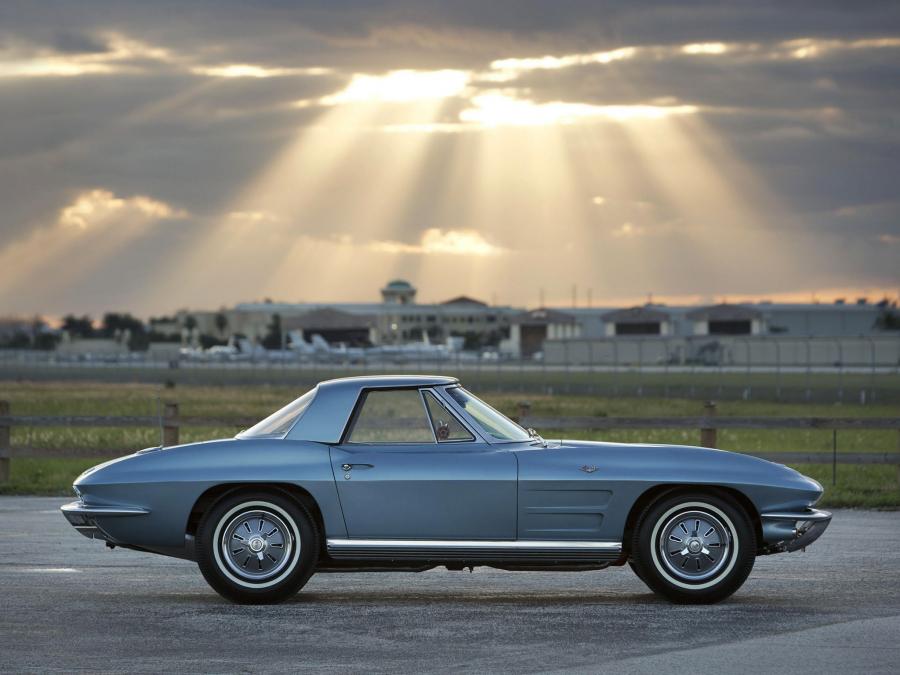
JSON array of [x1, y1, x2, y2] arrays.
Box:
[[220, 509, 294, 582], [658, 509, 731, 582]]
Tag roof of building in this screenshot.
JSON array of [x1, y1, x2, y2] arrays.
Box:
[[512, 308, 577, 325], [601, 306, 670, 323], [686, 303, 762, 321], [441, 295, 488, 307], [384, 279, 415, 290]]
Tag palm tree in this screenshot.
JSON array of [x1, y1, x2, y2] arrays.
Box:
[[214, 311, 228, 338]]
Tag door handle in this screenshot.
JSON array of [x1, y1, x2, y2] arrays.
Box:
[[341, 463, 374, 471]]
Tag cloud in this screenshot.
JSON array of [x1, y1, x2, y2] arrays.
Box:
[[225, 210, 281, 224], [59, 189, 187, 229], [489, 47, 636, 74], [318, 69, 470, 105], [480, 35, 900, 84], [370, 229, 504, 256], [458, 92, 697, 127], [0, 34, 173, 78], [191, 64, 331, 79], [1, 2, 899, 315], [681, 42, 730, 55]]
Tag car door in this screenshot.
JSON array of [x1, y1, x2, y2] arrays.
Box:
[[329, 387, 517, 540]]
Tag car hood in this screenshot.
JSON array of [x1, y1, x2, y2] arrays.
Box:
[[542, 438, 822, 496]]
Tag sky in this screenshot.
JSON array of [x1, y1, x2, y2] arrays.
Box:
[[1, 0, 898, 318]]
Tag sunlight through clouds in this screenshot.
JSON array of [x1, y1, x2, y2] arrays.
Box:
[[319, 69, 469, 105], [0, 188, 187, 310], [369, 229, 505, 256], [0, 34, 173, 78], [681, 42, 730, 55], [4, 5, 895, 315], [459, 93, 698, 127], [489, 47, 636, 74], [610, 222, 645, 238], [191, 64, 331, 78]]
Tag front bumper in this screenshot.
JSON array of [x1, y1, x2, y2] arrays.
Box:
[[760, 508, 832, 553], [60, 501, 149, 542]]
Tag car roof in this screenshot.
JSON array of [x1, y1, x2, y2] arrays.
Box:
[[286, 375, 459, 443], [317, 375, 458, 391]]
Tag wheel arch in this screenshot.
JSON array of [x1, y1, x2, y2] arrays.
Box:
[[186, 482, 327, 557], [621, 483, 762, 558]]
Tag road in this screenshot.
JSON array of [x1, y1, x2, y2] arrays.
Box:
[[1, 498, 898, 674]]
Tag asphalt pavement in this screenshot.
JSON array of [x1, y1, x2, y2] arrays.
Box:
[[1, 497, 898, 674]]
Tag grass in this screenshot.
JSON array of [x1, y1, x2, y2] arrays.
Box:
[[1, 381, 898, 507], [3, 362, 899, 404]]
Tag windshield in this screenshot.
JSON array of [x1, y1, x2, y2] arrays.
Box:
[[237, 388, 316, 439], [444, 386, 531, 442]]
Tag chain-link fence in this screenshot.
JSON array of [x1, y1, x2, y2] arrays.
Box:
[[1, 337, 898, 403]]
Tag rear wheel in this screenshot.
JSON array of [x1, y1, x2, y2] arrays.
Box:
[[631, 491, 755, 604], [196, 490, 318, 604]]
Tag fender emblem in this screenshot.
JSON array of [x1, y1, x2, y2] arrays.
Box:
[[580, 465, 598, 474]]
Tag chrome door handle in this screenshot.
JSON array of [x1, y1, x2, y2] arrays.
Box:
[[341, 463, 374, 471]]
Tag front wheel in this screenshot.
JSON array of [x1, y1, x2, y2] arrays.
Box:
[[631, 491, 755, 604], [196, 491, 319, 604]]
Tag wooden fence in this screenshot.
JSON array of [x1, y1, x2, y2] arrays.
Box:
[[1, 400, 898, 483]]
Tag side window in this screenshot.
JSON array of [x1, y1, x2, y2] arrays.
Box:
[[422, 391, 474, 443], [348, 389, 435, 444]]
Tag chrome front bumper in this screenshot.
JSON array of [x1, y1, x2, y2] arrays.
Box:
[[60, 501, 149, 542], [760, 508, 832, 553]]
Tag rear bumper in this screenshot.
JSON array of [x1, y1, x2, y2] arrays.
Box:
[[60, 501, 149, 542], [760, 508, 832, 553]]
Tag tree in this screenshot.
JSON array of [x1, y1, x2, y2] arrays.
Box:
[[61, 315, 94, 338], [875, 309, 900, 331], [30, 317, 59, 351], [101, 313, 144, 338], [100, 313, 148, 350], [261, 314, 283, 350], [214, 311, 228, 337], [183, 315, 198, 331]]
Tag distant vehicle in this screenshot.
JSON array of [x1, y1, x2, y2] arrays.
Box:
[[205, 345, 240, 361], [369, 333, 452, 364], [63, 375, 830, 605]]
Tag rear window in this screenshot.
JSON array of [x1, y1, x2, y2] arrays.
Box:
[[238, 389, 316, 439]]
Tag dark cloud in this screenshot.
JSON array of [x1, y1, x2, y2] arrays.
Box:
[[51, 30, 110, 55]]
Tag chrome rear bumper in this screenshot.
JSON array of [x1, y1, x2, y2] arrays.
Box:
[[760, 508, 832, 553]]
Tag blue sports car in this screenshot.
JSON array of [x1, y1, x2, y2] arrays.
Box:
[[62, 375, 830, 604]]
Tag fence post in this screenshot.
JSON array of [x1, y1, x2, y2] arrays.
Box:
[[0, 400, 9, 483], [163, 402, 179, 447], [700, 400, 717, 448], [516, 400, 532, 426], [832, 429, 837, 486]]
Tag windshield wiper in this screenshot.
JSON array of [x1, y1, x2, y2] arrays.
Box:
[[527, 427, 548, 447]]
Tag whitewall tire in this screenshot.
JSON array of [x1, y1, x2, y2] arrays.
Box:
[[631, 491, 756, 604], [196, 490, 318, 604]]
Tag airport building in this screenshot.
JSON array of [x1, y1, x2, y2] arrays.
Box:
[[164, 282, 897, 360], [174, 280, 520, 348]]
